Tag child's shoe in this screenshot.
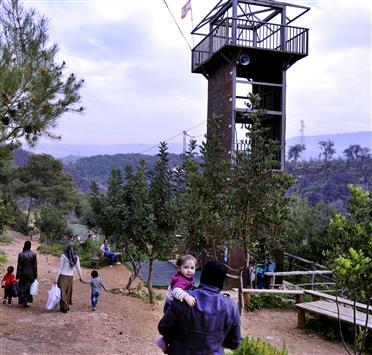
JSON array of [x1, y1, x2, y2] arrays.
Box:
[[92, 307, 96, 311], [156, 336, 167, 354], [2, 299, 6, 304]]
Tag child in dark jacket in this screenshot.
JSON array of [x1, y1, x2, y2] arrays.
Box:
[[1, 266, 16, 305], [80, 270, 108, 311]]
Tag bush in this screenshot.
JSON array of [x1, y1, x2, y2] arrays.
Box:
[[11, 209, 28, 235], [76, 238, 100, 268], [38, 243, 65, 257], [305, 314, 372, 351], [248, 293, 294, 312], [0, 198, 13, 234], [229, 337, 288, 355], [0, 234, 13, 243], [0, 249, 6, 264]]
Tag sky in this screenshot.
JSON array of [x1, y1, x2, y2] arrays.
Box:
[[24, 0, 372, 147]]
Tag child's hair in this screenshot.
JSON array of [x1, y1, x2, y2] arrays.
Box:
[[176, 255, 197, 268], [7, 266, 14, 273], [91, 270, 99, 278]]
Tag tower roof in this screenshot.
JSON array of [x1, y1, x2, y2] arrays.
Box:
[[192, 0, 310, 36]]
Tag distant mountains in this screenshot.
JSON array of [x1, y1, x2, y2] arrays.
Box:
[[29, 142, 185, 158], [28, 131, 371, 160]]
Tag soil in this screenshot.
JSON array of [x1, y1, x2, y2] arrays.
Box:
[[0, 230, 346, 354]]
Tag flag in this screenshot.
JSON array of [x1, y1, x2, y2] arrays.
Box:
[[181, 0, 191, 19]]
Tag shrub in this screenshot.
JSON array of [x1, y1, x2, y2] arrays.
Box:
[[305, 314, 372, 350], [0, 234, 13, 244], [75, 238, 100, 268], [11, 209, 28, 235], [229, 337, 288, 355], [38, 243, 65, 257], [0, 198, 13, 234], [0, 249, 6, 264], [248, 293, 294, 312]]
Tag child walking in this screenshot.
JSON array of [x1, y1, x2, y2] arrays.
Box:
[[156, 255, 197, 353], [1, 266, 16, 305], [80, 270, 108, 311]]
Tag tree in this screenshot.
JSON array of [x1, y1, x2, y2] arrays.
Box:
[[144, 142, 177, 303], [179, 115, 230, 263], [343, 144, 371, 169], [14, 153, 78, 230], [288, 144, 306, 163], [328, 185, 372, 355], [286, 195, 332, 264], [35, 207, 67, 245], [0, 0, 83, 156], [226, 93, 294, 312], [0, 195, 13, 233], [319, 140, 336, 163]]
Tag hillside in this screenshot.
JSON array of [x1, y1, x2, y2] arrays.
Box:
[[63, 153, 184, 191]]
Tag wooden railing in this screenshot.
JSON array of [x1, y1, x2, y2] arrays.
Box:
[[192, 18, 308, 71]]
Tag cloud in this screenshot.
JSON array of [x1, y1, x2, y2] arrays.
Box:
[[24, 0, 371, 146]]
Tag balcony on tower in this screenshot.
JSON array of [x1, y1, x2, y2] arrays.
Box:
[[192, 0, 309, 75]]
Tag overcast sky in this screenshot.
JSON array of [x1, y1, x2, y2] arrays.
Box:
[[25, 0, 371, 147]]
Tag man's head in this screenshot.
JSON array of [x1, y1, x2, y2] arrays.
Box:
[[23, 240, 31, 251], [200, 260, 227, 290]]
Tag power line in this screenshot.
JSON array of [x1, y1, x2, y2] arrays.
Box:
[[140, 121, 206, 154]]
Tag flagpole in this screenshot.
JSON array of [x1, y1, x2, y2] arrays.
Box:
[[190, 1, 194, 47]]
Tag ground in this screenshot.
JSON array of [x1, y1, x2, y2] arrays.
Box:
[[0, 230, 346, 355]]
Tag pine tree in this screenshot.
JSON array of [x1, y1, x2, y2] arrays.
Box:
[[0, 0, 84, 157]]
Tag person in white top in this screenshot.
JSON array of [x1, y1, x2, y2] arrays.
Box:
[[99, 239, 117, 266], [54, 243, 83, 313]]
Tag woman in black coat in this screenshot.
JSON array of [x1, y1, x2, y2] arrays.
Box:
[[16, 241, 38, 307]]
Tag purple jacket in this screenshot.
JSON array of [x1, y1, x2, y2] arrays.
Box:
[[170, 272, 194, 290], [158, 284, 241, 355]]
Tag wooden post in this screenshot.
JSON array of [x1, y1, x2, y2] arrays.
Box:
[[243, 293, 251, 311], [296, 294, 304, 304], [298, 308, 306, 328]]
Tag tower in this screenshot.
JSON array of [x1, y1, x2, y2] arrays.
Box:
[[191, 0, 309, 169]]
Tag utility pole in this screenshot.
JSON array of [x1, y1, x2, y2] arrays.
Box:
[[183, 130, 187, 155], [300, 120, 305, 146]]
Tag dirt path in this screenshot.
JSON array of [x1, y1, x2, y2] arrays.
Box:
[[0, 230, 346, 355]]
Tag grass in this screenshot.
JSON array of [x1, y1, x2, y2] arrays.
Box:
[[0, 234, 14, 244], [37, 243, 65, 257], [226, 337, 288, 355], [247, 293, 294, 312], [111, 282, 164, 304], [0, 249, 7, 264]]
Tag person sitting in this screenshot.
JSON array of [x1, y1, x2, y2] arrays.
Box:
[[99, 239, 117, 266]]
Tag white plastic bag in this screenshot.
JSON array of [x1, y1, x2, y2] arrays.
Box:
[[30, 279, 39, 296], [45, 284, 61, 310]]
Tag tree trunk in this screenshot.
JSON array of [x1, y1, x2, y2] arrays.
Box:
[[26, 197, 33, 230], [147, 259, 155, 304], [123, 247, 141, 290]]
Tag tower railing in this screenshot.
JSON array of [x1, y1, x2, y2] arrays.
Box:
[[192, 18, 308, 71]]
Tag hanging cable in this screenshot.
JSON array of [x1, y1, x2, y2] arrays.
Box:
[[140, 120, 206, 154], [161, 0, 192, 51]]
